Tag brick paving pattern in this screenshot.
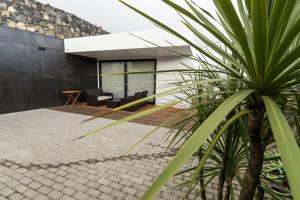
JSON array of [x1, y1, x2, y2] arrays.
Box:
[[0, 109, 200, 200]]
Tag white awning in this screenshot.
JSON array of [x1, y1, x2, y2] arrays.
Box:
[[64, 29, 193, 60]]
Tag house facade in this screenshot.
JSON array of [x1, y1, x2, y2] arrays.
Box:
[[64, 29, 194, 105]]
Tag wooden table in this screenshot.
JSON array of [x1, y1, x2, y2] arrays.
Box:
[[61, 90, 81, 107]]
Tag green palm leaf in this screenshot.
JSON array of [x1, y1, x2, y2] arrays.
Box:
[[262, 96, 300, 200]]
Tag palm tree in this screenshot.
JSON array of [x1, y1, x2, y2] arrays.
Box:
[[116, 0, 300, 199], [166, 60, 292, 200]]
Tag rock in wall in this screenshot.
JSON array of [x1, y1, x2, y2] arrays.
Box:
[[0, 0, 108, 39]]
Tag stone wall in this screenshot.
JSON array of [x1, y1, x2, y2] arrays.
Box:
[[0, 0, 108, 39]]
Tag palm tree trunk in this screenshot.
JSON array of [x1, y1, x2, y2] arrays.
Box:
[[256, 183, 265, 200], [224, 182, 231, 200], [217, 169, 226, 200], [198, 150, 206, 200], [239, 110, 264, 200], [256, 128, 272, 200], [218, 133, 230, 200], [199, 169, 206, 200]]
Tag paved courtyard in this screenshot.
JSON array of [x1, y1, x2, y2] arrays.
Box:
[[0, 109, 194, 200]]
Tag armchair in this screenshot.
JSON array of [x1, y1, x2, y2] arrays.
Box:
[[120, 90, 148, 111], [85, 88, 113, 106]]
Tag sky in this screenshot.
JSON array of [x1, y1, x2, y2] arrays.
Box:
[[36, 0, 216, 33]]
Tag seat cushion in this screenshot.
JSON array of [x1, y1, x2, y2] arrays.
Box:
[[97, 96, 112, 101]]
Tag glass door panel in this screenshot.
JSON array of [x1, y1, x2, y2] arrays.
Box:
[[101, 62, 125, 98], [127, 61, 155, 102]]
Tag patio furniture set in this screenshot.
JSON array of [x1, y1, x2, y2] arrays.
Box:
[[62, 88, 148, 111]]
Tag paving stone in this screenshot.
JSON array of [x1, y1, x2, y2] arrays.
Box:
[[99, 185, 112, 194], [66, 168, 78, 174], [8, 193, 23, 200], [24, 171, 35, 178], [60, 195, 74, 200], [108, 175, 121, 182], [161, 193, 179, 200], [54, 176, 67, 183], [23, 188, 39, 198], [38, 186, 52, 195], [122, 186, 138, 195], [0, 175, 12, 183], [5, 180, 19, 188], [110, 182, 123, 190], [48, 168, 59, 173], [62, 187, 76, 196], [111, 189, 127, 199], [73, 184, 88, 192], [11, 172, 24, 180], [37, 169, 48, 175], [130, 176, 143, 184], [76, 171, 88, 178], [51, 183, 65, 191], [1, 187, 15, 197], [14, 184, 29, 193], [133, 183, 147, 191], [65, 174, 77, 180], [0, 183, 5, 190], [97, 178, 111, 186], [73, 191, 89, 200], [32, 175, 44, 182], [87, 188, 101, 197], [56, 170, 68, 177], [48, 190, 63, 199], [86, 169, 98, 175], [44, 172, 56, 179], [124, 194, 137, 200], [120, 179, 135, 187], [28, 181, 42, 190], [63, 180, 77, 188], [75, 177, 88, 184], [15, 168, 27, 174], [86, 181, 100, 189], [33, 194, 50, 200], [99, 193, 115, 200], [41, 178, 54, 187], [86, 174, 98, 181]]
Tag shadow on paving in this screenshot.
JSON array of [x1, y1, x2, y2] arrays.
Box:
[[0, 147, 176, 172]]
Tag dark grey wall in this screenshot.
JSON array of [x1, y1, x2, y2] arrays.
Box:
[[0, 26, 97, 114]]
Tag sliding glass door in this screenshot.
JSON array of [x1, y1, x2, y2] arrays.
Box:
[[127, 60, 155, 102], [100, 60, 156, 103], [101, 62, 125, 98]]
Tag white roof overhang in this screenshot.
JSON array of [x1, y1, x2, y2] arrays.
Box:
[[64, 29, 193, 60]]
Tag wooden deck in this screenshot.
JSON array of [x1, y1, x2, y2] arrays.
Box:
[[49, 103, 183, 127]]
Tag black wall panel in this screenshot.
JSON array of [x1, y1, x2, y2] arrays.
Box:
[[0, 26, 97, 114]]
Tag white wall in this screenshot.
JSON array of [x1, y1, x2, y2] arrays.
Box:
[[155, 56, 193, 106]]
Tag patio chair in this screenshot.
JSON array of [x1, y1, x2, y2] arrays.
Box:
[[85, 88, 113, 106], [120, 90, 148, 111]]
